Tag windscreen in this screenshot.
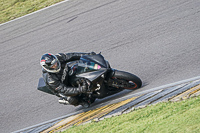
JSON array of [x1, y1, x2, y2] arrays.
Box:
[[73, 58, 102, 75]]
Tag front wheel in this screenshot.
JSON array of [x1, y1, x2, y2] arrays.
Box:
[[109, 70, 142, 90]]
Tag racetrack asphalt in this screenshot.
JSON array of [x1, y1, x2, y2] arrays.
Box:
[[0, 0, 200, 132]]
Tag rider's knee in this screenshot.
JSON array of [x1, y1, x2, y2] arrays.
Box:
[[67, 96, 79, 105]]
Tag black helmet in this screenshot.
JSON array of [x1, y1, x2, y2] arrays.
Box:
[[40, 53, 61, 73]]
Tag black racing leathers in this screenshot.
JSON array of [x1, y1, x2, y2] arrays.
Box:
[[42, 52, 95, 97]]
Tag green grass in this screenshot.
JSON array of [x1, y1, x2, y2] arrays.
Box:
[[0, 0, 64, 24], [63, 96, 200, 133]]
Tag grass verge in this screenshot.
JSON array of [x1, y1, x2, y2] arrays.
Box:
[[0, 0, 64, 24], [63, 96, 200, 133]]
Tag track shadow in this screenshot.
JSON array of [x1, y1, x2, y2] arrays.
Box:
[[75, 82, 149, 111]]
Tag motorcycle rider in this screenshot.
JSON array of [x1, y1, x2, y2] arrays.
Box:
[[40, 52, 96, 108]]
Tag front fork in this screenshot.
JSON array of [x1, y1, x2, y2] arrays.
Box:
[[105, 68, 115, 81]]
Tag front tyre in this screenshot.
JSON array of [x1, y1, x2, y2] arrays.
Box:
[[111, 70, 142, 89]]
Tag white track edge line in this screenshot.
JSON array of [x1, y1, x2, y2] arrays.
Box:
[[0, 0, 70, 27]]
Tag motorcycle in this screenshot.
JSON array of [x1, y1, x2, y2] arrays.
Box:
[[37, 53, 142, 107]]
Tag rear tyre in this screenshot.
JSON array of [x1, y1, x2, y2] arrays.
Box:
[[111, 70, 142, 89]]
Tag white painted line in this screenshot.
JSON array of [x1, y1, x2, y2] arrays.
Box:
[[0, 0, 70, 27], [12, 109, 81, 133]]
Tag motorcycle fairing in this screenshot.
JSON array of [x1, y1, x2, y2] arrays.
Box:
[[37, 77, 55, 95], [72, 54, 109, 81], [76, 69, 107, 81]]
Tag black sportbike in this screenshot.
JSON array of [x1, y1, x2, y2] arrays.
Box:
[[37, 54, 142, 107]]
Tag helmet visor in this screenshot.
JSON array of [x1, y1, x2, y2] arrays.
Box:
[[47, 60, 61, 72]]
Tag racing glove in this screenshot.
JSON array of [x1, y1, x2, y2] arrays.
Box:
[[76, 78, 90, 93]]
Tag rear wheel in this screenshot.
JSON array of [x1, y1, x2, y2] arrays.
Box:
[[110, 70, 142, 90]]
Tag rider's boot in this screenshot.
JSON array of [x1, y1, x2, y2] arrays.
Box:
[[79, 100, 90, 108], [58, 97, 70, 105]]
